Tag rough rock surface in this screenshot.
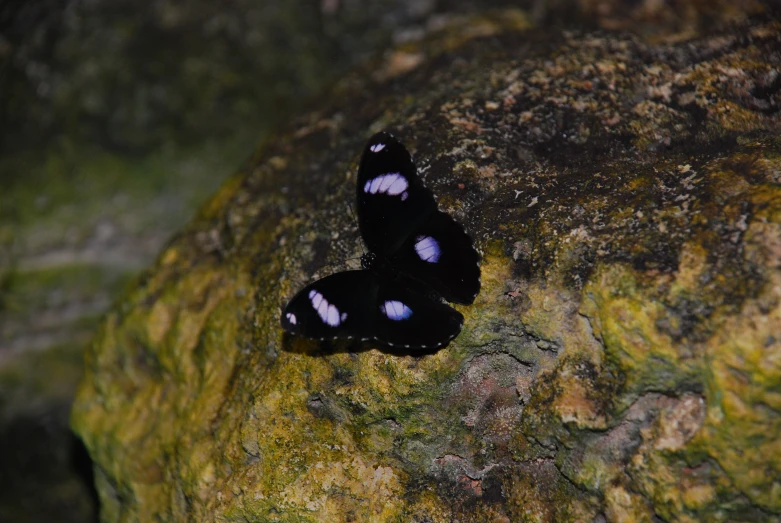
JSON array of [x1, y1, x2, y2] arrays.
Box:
[[72, 11, 781, 522]]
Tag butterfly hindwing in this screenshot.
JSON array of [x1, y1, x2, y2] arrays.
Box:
[[281, 271, 376, 341], [390, 211, 481, 305], [281, 270, 463, 349], [372, 277, 464, 349], [356, 132, 436, 257]]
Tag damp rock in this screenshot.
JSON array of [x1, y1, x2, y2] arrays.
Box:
[[72, 7, 781, 522]]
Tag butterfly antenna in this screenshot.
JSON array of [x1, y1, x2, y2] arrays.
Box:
[[347, 203, 366, 256]]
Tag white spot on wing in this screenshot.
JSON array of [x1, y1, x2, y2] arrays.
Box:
[[316, 297, 328, 319], [381, 300, 412, 321], [308, 290, 344, 327], [379, 173, 396, 192], [312, 291, 323, 309], [387, 176, 408, 195], [286, 312, 297, 325], [362, 173, 409, 198], [370, 143, 385, 153], [327, 304, 339, 326], [414, 235, 441, 263]]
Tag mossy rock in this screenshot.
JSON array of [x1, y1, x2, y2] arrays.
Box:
[[72, 12, 781, 522]]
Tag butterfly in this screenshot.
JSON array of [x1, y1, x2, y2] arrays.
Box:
[[280, 132, 480, 350]]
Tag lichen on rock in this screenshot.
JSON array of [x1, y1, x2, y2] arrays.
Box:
[[72, 10, 781, 522]]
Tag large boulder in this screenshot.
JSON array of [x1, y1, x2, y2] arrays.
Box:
[[72, 10, 781, 522], [2, 2, 524, 520]]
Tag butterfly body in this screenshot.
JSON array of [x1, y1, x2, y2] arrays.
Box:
[[281, 132, 480, 349]]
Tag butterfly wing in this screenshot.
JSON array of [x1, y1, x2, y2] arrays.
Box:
[[356, 132, 481, 304], [372, 275, 464, 349], [390, 211, 481, 305], [281, 270, 463, 349], [356, 132, 436, 257], [281, 271, 377, 341]]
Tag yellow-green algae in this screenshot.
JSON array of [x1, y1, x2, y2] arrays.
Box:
[[73, 12, 781, 523]]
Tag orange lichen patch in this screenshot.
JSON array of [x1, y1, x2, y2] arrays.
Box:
[[449, 114, 484, 134], [477, 165, 497, 179], [552, 365, 607, 429]]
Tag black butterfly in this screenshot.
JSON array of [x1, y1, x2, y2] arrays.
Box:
[[280, 132, 480, 350]]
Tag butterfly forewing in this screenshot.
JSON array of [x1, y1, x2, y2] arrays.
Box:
[[356, 132, 436, 256], [281, 270, 464, 349]]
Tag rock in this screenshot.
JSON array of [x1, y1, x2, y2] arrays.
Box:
[[3, 2, 526, 521], [72, 9, 781, 523]]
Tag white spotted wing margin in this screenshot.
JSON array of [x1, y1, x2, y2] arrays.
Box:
[[280, 271, 463, 350]]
